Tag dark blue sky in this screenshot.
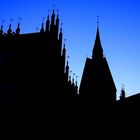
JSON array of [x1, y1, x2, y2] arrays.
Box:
[[0, 0, 140, 99]]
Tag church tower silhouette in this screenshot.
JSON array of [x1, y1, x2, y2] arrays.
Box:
[[79, 26, 117, 108]]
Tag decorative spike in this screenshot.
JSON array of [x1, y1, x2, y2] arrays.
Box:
[[97, 15, 100, 27]]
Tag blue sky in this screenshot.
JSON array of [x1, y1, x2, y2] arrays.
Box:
[[0, 0, 140, 99]]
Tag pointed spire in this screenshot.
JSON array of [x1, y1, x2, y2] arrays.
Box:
[[56, 9, 59, 25], [66, 59, 69, 81], [40, 17, 45, 33], [92, 25, 103, 60], [7, 24, 12, 35], [63, 42, 66, 51], [59, 26, 63, 42], [46, 15, 50, 32], [40, 23, 44, 33], [69, 70, 72, 84], [72, 73, 75, 86], [51, 9, 55, 26], [16, 23, 20, 35]]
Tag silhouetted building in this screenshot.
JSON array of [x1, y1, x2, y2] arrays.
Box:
[[79, 26, 116, 110], [0, 9, 140, 117], [0, 10, 78, 105]]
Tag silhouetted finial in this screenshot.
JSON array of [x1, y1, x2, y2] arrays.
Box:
[[76, 75, 78, 86], [36, 27, 39, 32], [67, 55, 70, 61], [18, 17, 22, 23], [121, 84, 125, 91], [97, 15, 100, 27], [64, 38, 67, 44], [42, 17, 45, 23], [61, 22, 63, 28], [53, 4, 56, 10], [57, 9, 59, 14], [70, 70, 72, 76], [48, 9, 50, 15], [1, 20, 5, 25], [73, 73, 75, 79], [10, 18, 13, 24]]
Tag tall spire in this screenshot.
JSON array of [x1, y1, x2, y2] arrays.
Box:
[[92, 26, 103, 60]]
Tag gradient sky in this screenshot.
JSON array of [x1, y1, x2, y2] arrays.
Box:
[[0, 0, 140, 99]]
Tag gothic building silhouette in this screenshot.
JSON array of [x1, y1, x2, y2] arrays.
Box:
[[0, 10, 78, 106], [0, 9, 140, 115]]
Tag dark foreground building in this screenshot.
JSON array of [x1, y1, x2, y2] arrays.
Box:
[[0, 9, 140, 139], [0, 10, 78, 106]]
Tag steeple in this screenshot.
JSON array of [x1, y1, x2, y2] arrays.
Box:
[[92, 26, 103, 60]]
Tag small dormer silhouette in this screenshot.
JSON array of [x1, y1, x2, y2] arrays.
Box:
[[7, 24, 12, 35]]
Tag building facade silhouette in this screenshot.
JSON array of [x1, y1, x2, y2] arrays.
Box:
[[0, 10, 78, 106], [0, 9, 140, 116]]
